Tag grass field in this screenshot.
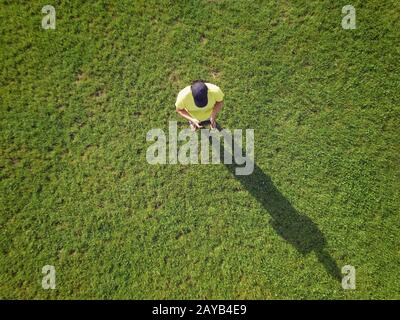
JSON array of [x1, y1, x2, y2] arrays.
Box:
[[1, 0, 399, 299]]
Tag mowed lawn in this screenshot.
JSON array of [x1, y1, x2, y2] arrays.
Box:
[[1, 0, 399, 299]]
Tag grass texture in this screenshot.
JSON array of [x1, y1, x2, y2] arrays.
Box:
[[0, 0, 399, 299]]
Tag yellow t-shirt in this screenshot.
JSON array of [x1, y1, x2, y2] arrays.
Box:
[[175, 83, 224, 121]]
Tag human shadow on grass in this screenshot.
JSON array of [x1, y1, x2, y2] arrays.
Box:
[[211, 123, 341, 281]]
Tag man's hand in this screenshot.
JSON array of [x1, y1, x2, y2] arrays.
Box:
[[191, 119, 203, 130], [210, 116, 216, 129], [177, 109, 203, 130]]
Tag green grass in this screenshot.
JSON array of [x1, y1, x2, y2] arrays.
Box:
[[1, 0, 399, 299]]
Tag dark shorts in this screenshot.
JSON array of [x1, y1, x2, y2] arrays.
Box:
[[188, 119, 211, 126], [199, 119, 211, 126]]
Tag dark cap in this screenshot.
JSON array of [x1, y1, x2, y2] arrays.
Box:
[[191, 81, 208, 108]]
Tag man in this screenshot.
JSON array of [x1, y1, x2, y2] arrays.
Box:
[[175, 80, 224, 131]]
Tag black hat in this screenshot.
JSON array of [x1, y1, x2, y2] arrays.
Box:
[[191, 81, 208, 108]]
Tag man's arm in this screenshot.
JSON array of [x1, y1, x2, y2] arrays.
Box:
[[210, 101, 224, 129], [176, 108, 203, 129]]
